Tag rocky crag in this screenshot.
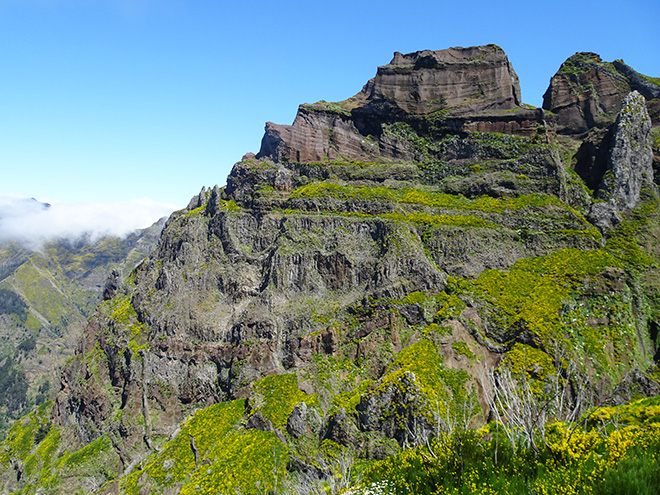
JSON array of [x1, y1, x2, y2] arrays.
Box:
[[2, 45, 660, 495], [259, 45, 535, 164]]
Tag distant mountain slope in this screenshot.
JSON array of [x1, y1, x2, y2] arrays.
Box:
[[0, 218, 165, 437]]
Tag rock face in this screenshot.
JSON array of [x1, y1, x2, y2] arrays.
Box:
[[605, 367, 660, 406], [597, 91, 654, 210], [286, 402, 320, 438], [544, 53, 660, 230], [584, 91, 655, 230], [49, 48, 655, 454], [543, 53, 630, 134], [612, 60, 660, 101], [543, 52, 660, 135], [359, 45, 521, 115], [356, 370, 433, 446], [258, 45, 538, 164]]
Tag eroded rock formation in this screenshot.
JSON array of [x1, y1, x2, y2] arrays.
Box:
[[359, 45, 521, 115], [543, 52, 660, 135], [50, 47, 660, 457], [597, 91, 654, 210], [258, 45, 540, 164]]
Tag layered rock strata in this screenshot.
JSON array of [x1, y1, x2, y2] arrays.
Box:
[[543, 52, 660, 135], [258, 45, 540, 164]]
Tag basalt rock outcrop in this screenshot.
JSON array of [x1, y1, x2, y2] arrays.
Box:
[[3, 45, 660, 495], [591, 91, 654, 221], [543, 52, 660, 228], [359, 45, 522, 115], [583, 91, 655, 230]]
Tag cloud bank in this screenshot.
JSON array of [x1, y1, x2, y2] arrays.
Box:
[[0, 195, 177, 248]]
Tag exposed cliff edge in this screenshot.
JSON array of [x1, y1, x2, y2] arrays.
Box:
[[2, 45, 660, 495]]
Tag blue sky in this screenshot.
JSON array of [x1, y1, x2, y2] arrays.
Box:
[[1, 0, 658, 223]]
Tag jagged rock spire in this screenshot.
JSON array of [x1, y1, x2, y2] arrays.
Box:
[[589, 91, 655, 229]]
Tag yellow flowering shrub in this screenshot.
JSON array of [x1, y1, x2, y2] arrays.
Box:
[[179, 429, 287, 495], [99, 294, 149, 355], [121, 399, 247, 493], [249, 373, 315, 428], [359, 340, 476, 435], [500, 343, 556, 395], [472, 249, 617, 342], [356, 398, 660, 495], [0, 400, 53, 465], [0, 402, 124, 495]]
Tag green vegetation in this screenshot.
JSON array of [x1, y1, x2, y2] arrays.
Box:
[[358, 401, 660, 495], [9, 260, 77, 333], [371, 339, 478, 429], [286, 182, 599, 242], [99, 294, 149, 356], [290, 182, 570, 214], [0, 225, 162, 443], [558, 52, 616, 76], [466, 248, 641, 382], [3, 217, 642, 493], [0, 401, 122, 494], [640, 74, 660, 87], [452, 341, 476, 360], [302, 99, 352, 116], [249, 373, 315, 428], [121, 399, 289, 495], [0, 401, 52, 465], [179, 429, 287, 495], [304, 354, 371, 413], [0, 288, 28, 322], [651, 126, 660, 150], [298, 159, 420, 182], [471, 248, 617, 339], [281, 207, 499, 229], [122, 400, 245, 492], [0, 354, 29, 425], [3, 47, 660, 495], [381, 124, 547, 164]]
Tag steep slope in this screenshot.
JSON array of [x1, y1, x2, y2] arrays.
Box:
[[543, 52, 660, 202], [2, 45, 660, 495], [258, 45, 534, 164]]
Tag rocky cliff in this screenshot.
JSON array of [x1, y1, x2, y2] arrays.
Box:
[[258, 45, 540, 164], [542, 52, 660, 135], [2, 45, 660, 495]]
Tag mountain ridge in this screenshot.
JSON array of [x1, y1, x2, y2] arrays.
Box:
[[2, 44, 660, 494]]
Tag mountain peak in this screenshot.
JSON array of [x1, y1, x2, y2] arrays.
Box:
[[360, 44, 521, 115], [3, 44, 660, 495], [258, 45, 531, 164]]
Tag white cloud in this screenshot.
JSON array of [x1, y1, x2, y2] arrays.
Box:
[[0, 195, 176, 248]]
